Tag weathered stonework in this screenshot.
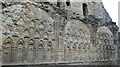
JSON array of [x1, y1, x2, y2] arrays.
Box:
[[118, 32, 120, 67], [0, 0, 119, 67]]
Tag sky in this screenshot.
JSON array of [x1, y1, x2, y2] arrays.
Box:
[[102, 0, 119, 26]]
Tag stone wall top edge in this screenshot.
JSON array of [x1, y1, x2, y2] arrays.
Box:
[[0, 0, 102, 3]]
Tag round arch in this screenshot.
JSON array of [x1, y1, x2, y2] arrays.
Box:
[[97, 26, 113, 35], [64, 20, 91, 61], [96, 26, 115, 60]]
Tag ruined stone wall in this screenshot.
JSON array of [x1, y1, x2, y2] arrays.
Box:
[[0, 0, 119, 67], [118, 32, 120, 67]]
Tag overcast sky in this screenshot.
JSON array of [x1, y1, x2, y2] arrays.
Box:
[[102, 0, 119, 26]]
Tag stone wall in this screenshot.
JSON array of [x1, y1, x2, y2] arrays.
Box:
[[1, 0, 119, 67], [118, 32, 120, 67]]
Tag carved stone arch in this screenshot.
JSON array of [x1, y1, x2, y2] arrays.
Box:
[[16, 17, 26, 25], [64, 42, 70, 61], [33, 30, 40, 39], [105, 33, 109, 38], [47, 23, 54, 35], [3, 37, 14, 63], [23, 29, 31, 48], [35, 19, 40, 28], [74, 36, 78, 43], [107, 34, 112, 40], [23, 28, 31, 37], [17, 38, 24, 50], [46, 41, 53, 61], [97, 26, 113, 35], [3, 37, 14, 47], [37, 40, 45, 62], [66, 28, 71, 35], [102, 33, 107, 39], [65, 43, 70, 52], [47, 41, 53, 51], [64, 20, 92, 61], [76, 30, 80, 37], [39, 22, 45, 30], [71, 29, 76, 36], [48, 23, 53, 30], [97, 26, 113, 44], [27, 39, 35, 63], [96, 26, 114, 60], [28, 39, 35, 50], [12, 27, 19, 33], [44, 32, 49, 40], [29, 27, 35, 35], [3, 37, 14, 50], [71, 43, 77, 61], [78, 44, 81, 50], [100, 33, 104, 39], [72, 44, 77, 51], [68, 36, 73, 43], [38, 40, 44, 50], [16, 38, 24, 63], [80, 30, 85, 38], [29, 20, 35, 28]]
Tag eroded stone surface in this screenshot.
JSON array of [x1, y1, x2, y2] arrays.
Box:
[[0, 0, 119, 67]]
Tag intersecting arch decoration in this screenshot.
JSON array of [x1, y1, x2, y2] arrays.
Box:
[[64, 20, 91, 61], [96, 26, 115, 60]]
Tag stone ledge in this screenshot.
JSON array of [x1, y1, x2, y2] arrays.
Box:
[[1, 65, 119, 67]]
